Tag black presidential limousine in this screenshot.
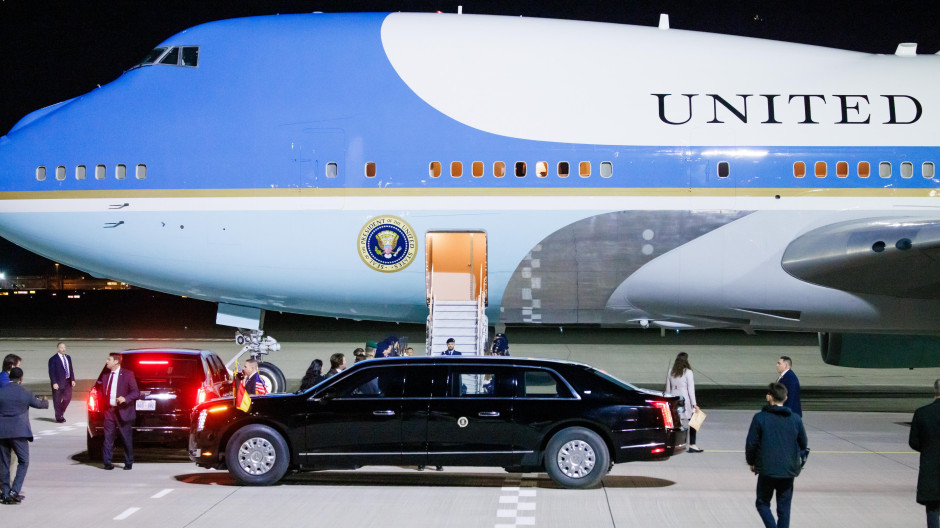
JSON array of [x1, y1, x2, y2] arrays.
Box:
[[189, 356, 686, 488]]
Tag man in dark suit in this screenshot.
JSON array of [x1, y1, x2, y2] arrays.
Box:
[[441, 338, 462, 356], [775, 356, 802, 416], [47, 342, 76, 423], [910, 379, 940, 528], [95, 353, 139, 470], [0, 367, 49, 505]]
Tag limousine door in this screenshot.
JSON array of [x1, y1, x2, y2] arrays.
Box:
[[301, 366, 405, 467], [426, 365, 515, 467]]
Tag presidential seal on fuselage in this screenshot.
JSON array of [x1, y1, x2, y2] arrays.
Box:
[[357, 215, 418, 272]]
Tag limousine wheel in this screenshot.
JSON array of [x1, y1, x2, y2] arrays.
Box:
[[545, 427, 610, 489], [226, 424, 289, 486]]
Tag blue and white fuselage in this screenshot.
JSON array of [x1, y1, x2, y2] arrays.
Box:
[[2, 12, 939, 336]]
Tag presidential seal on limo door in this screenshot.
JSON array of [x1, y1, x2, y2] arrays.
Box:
[[358, 215, 418, 272]]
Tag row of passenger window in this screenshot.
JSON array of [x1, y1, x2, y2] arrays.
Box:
[[35, 164, 147, 182], [362, 161, 615, 179], [791, 160, 936, 179]]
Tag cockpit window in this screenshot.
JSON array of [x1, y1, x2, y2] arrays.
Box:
[[160, 47, 180, 65], [181, 47, 199, 67], [133, 46, 199, 69], [137, 47, 167, 66]]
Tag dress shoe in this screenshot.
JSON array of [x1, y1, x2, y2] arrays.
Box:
[[417, 465, 425, 471], [56, 418, 66, 423], [4, 493, 21, 505], [688, 446, 704, 453], [123, 464, 133, 470], [103, 464, 115, 470], [435, 466, 444, 471], [9, 491, 24, 502]]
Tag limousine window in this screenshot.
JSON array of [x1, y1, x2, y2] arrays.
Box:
[[335, 368, 404, 398], [522, 369, 570, 398]]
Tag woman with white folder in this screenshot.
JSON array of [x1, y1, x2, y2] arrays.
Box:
[[667, 352, 704, 453]]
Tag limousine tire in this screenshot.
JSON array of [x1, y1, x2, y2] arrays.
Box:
[[226, 424, 290, 486], [545, 427, 610, 489]]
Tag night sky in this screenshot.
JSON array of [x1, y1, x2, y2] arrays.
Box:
[[1, 0, 938, 276]]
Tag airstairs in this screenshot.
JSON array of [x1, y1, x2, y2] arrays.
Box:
[[425, 232, 488, 356]]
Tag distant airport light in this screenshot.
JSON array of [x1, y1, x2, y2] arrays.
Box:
[[67, 294, 81, 299]]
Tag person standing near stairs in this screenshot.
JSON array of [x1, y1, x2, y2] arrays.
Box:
[[441, 338, 462, 356]]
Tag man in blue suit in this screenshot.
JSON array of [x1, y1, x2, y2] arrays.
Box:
[[776, 356, 802, 416], [95, 353, 139, 470], [47, 342, 76, 423], [441, 338, 462, 356], [0, 367, 49, 504]]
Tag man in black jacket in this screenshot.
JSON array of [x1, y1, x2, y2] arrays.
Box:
[[745, 382, 809, 528], [910, 379, 940, 528]]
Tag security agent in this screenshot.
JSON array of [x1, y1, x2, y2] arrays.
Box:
[[0, 367, 49, 504], [441, 338, 462, 356]]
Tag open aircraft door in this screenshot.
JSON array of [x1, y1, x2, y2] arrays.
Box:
[[425, 231, 487, 304]]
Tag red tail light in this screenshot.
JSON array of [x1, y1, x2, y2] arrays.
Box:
[[197, 387, 207, 405], [88, 387, 99, 412], [651, 401, 674, 429]]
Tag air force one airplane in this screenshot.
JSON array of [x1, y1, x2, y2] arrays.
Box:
[[2, 12, 940, 366]]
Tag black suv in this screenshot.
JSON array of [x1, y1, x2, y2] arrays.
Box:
[[87, 349, 232, 459], [190, 356, 686, 488]]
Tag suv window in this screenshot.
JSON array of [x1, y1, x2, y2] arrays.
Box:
[[521, 369, 573, 398], [129, 356, 202, 384], [335, 368, 405, 398], [208, 355, 229, 383]]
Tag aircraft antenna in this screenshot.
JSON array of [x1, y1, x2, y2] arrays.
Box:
[[659, 13, 670, 30]]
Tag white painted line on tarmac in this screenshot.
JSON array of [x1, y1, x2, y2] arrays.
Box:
[[151, 489, 174, 499], [114, 507, 141, 520], [496, 475, 537, 528]]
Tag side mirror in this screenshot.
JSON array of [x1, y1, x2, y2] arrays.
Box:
[[312, 390, 335, 404]]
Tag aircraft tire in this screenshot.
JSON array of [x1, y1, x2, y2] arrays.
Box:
[[258, 362, 286, 393]]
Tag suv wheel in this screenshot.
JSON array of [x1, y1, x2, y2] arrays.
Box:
[[87, 432, 103, 461], [544, 427, 610, 489], [226, 424, 290, 486]]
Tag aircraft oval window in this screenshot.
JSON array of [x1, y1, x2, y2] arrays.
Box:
[[814, 161, 826, 178], [515, 161, 527, 177], [872, 241, 886, 253], [76, 165, 86, 180], [326, 162, 338, 179], [558, 161, 570, 178], [55, 165, 66, 181], [901, 161, 913, 179], [365, 162, 376, 178], [924, 162, 936, 179], [116, 164, 127, 180], [472, 161, 484, 178], [136, 164, 147, 180], [836, 161, 849, 178], [579, 161, 591, 178], [451, 161, 463, 178], [429, 161, 441, 178], [793, 161, 806, 178], [181, 46, 199, 67], [36, 166, 46, 181], [536, 161, 548, 178], [160, 47, 180, 65], [95, 164, 106, 180], [493, 161, 505, 178], [879, 161, 892, 178], [858, 161, 870, 178], [717, 161, 730, 178], [600, 161, 613, 178]]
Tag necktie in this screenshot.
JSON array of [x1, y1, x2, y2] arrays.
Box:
[[62, 355, 69, 378], [107, 372, 115, 405]]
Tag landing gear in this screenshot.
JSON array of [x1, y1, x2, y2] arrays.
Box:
[[228, 329, 287, 393]]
